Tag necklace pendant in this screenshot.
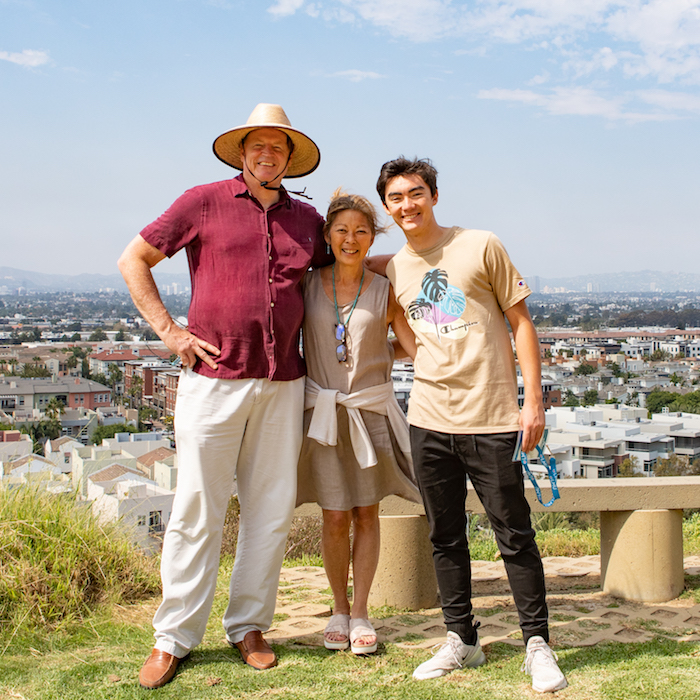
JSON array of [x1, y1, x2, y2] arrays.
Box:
[[335, 323, 346, 342]]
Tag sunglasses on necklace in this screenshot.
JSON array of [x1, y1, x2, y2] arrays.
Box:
[[335, 323, 347, 362]]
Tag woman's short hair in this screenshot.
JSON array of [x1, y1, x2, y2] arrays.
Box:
[[324, 188, 386, 238]]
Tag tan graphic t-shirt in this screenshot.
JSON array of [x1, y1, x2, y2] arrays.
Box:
[[386, 227, 530, 434]]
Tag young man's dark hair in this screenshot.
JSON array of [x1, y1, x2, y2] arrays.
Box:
[[376, 156, 438, 203]]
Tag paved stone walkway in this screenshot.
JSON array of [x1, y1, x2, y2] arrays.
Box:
[[269, 556, 700, 650]]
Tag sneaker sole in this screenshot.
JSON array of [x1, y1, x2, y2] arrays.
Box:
[[412, 648, 487, 680], [532, 676, 568, 693]]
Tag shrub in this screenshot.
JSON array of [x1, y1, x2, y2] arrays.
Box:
[[535, 527, 600, 557], [0, 486, 160, 643], [221, 496, 323, 564]]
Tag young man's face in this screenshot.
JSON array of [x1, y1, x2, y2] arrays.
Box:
[[240, 127, 291, 185], [382, 174, 438, 236]]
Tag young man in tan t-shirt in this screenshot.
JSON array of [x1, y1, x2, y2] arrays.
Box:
[[376, 157, 567, 693]]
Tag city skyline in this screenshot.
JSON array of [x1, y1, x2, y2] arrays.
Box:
[[3, 1, 699, 278]]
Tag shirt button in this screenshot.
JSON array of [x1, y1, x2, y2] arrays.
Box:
[[269, 256, 272, 261], [270, 302, 275, 307], [269, 278, 273, 283]]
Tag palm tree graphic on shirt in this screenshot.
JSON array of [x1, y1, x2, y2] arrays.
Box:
[[407, 268, 467, 341]]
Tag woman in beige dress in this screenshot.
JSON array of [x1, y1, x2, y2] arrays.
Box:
[[297, 190, 420, 655]]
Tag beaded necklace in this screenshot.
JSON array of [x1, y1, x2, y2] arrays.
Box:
[[332, 264, 364, 363]]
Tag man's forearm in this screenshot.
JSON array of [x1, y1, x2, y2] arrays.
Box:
[[118, 235, 220, 369], [118, 251, 176, 341]]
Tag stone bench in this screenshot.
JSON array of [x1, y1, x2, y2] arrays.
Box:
[[295, 476, 700, 608]]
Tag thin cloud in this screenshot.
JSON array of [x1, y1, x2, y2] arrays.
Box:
[[0, 49, 51, 68], [284, 1, 700, 83], [637, 88, 700, 113], [329, 69, 384, 82], [477, 85, 677, 122], [268, 0, 305, 17]]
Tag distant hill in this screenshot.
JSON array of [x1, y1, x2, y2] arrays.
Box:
[[529, 270, 700, 294], [0, 267, 190, 293], [2, 267, 700, 294]]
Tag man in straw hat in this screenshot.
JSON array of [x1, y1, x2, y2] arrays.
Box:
[[119, 103, 331, 689]]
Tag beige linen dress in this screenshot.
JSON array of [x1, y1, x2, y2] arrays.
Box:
[[296, 269, 421, 511]]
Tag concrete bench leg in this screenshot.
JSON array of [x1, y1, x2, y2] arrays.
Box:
[[600, 509, 684, 603], [368, 514, 439, 611]]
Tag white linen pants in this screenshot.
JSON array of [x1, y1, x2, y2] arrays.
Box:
[[153, 369, 304, 658]]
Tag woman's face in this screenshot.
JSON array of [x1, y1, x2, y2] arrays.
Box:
[[325, 209, 375, 267]]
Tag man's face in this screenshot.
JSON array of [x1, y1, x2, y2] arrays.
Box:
[[240, 128, 292, 184], [383, 174, 438, 235]]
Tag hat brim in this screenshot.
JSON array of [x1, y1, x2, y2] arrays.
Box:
[[213, 124, 320, 179]]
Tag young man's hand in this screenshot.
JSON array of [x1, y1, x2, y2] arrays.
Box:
[[519, 398, 545, 454]]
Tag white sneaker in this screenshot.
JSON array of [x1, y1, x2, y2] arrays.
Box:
[[522, 635, 568, 693], [413, 631, 486, 680]]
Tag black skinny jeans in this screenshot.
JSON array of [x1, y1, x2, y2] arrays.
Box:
[[410, 427, 549, 645]]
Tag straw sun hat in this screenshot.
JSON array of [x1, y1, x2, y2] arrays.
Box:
[[213, 103, 320, 178]]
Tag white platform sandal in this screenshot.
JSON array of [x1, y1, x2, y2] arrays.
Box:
[[349, 618, 377, 655], [323, 614, 350, 650]]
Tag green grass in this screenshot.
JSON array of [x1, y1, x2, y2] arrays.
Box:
[[4, 490, 700, 698], [0, 486, 159, 650], [3, 619, 700, 699]]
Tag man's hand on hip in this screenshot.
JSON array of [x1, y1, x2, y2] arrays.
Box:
[[164, 325, 221, 371]]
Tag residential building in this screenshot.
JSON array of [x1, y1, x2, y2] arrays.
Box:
[[87, 463, 174, 553], [0, 430, 33, 462], [1, 454, 71, 492], [136, 446, 177, 480], [44, 436, 84, 473], [0, 376, 111, 416]]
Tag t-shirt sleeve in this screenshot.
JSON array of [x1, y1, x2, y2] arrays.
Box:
[[138, 187, 203, 258], [485, 233, 531, 312]]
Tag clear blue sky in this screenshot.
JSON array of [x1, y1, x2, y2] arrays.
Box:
[[2, 1, 699, 279]]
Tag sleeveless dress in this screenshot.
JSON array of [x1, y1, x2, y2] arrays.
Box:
[[296, 269, 421, 510]]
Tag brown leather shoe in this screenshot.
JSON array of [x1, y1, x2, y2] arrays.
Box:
[[233, 630, 278, 670], [139, 648, 188, 689]]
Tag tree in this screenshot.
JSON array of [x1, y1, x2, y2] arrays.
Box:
[[128, 375, 144, 408], [563, 390, 579, 407], [582, 389, 599, 406], [617, 456, 642, 477], [607, 362, 623, 378], [90, 423, 139, 445], [108, 363, 123, 391], [669, 373, 684, 387], [70, 332, 81, 342], [139, 406, 158, 431], [92, 372, 109, 387], [89, 328, 108, 342], [19, 420, 61, 452], [650, 349, 670, 361], [655, 454, 700, 477], [20, 361, 51, 378], [45, 398, 65, 421], [574, 363, 596, 376]]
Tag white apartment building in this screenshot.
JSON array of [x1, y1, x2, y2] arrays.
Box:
[[87, 463, 174, 553]]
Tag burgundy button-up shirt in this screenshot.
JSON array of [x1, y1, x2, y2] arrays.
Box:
[[140, 175, 329, 381]]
